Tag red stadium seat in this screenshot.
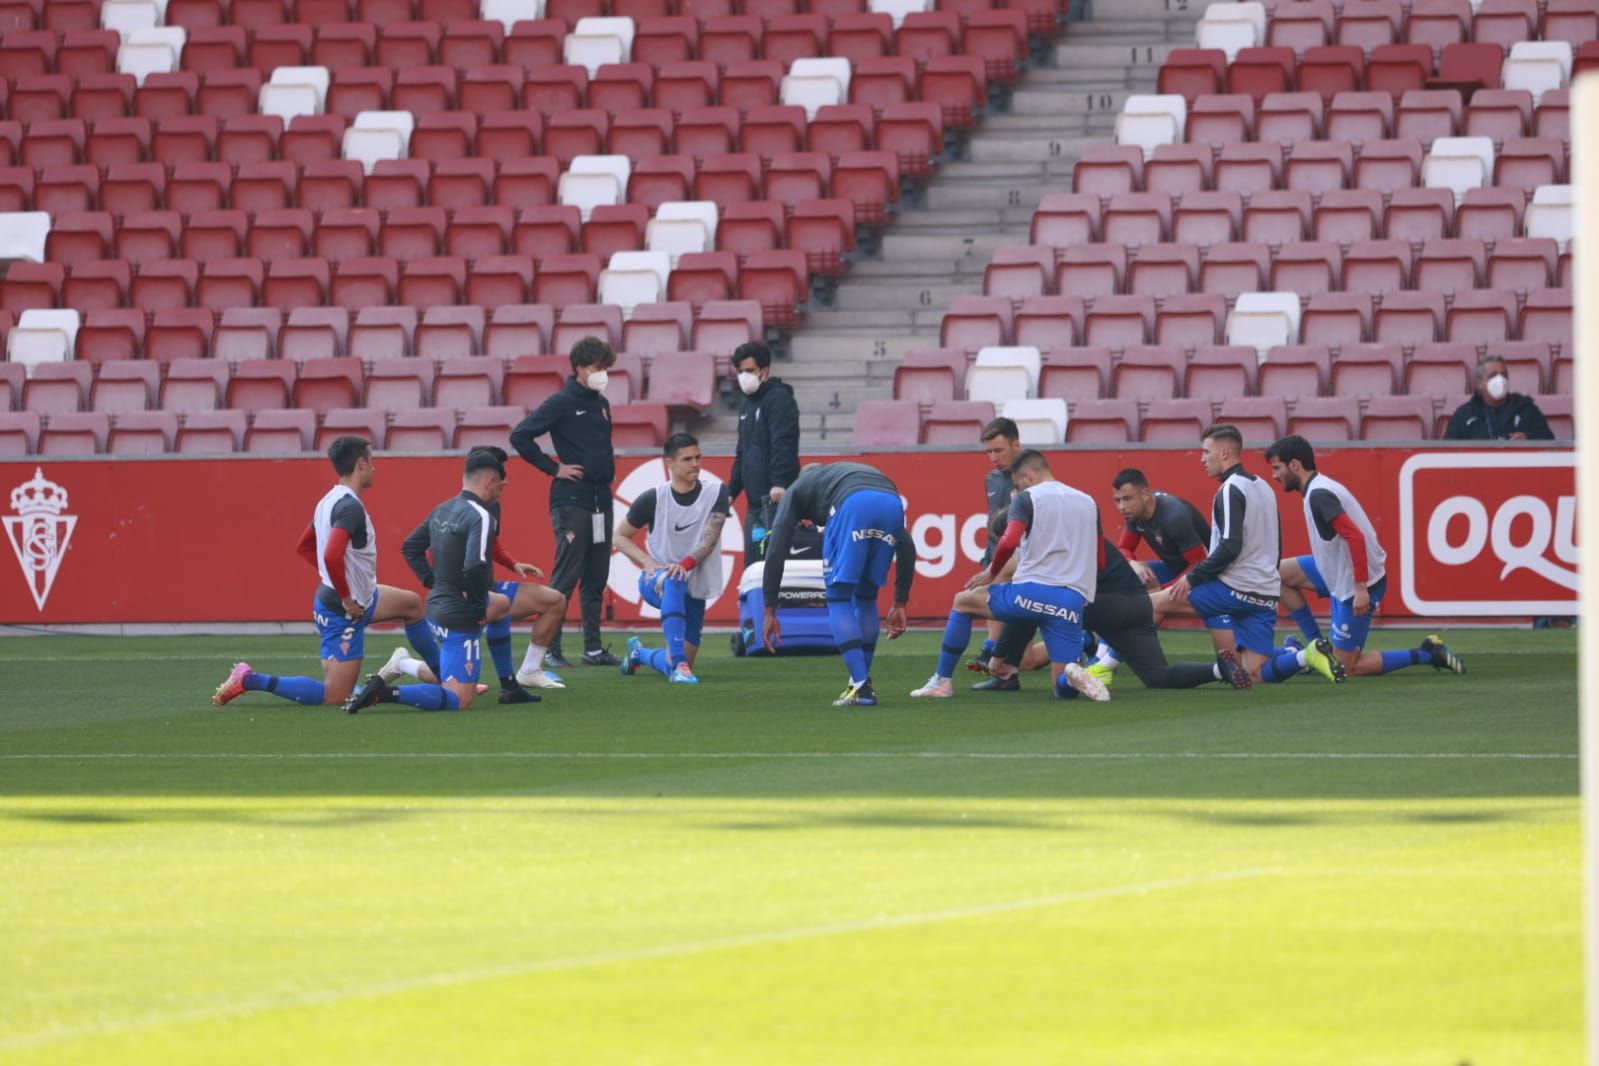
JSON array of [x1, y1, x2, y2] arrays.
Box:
[[350, 306, 418, 360], [852, 400, 922, 446], [1360, 395, 1435, 440], [1183, 345, 1256, 401], [1065, 398, 1137, 443], [1015, 297, 1085, 359], [245, 408, 316, 453], [77, 310, 146, 366], [921, 400, 996, 445]]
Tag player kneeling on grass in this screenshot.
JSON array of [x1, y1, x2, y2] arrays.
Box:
[[392, 446, 566, 704], [346, 449, 517, 713], [213, 436, 446, 709], [1265, 434, 1466, 680], [613, 433, 731, 685], [911, 449, 1109, 702], [1159, 424, 1344, 688]]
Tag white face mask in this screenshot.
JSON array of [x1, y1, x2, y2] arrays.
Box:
[[1485, 373, 1509, 401], [585, 370, 609, 394], [737, 371, 762, 396]]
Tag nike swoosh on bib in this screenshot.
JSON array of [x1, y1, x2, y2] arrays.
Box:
[[673, 521, 696, 532]]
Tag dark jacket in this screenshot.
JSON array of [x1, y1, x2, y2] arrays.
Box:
[[510, 376, 615, 509], [729, 377, 800, 505], [1443, 393, 1555, 441]]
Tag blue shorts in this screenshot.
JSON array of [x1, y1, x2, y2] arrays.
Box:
[[987, 581, 1088, 665], [313, 590, 378, 662], [822, 489, 905, 594], [1147, 560, 1182, 585], [1189, 580, 1279, 657], [1297, 555, 1387, 652], [639, 570, 707, 648], [428, 620, 482, 684], [493, 579, 520, 600]]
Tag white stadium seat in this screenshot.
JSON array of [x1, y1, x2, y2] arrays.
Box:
[[1116, 94, 1187, 158], [101, 0, 164, 36], [481, 0, 544, 31], [1227, 293, 1302, 359], [868, 0, 931, 28], [565, 17, 634, 76], [115, 27, 186, 84], [558, 155, 632, 221], [782, 58, 852, 120], [1195, 2, 1265, 62], [599, 251, 672, 316], [1525, 184, 1574, 248], [966, 346, 1042, 403], [1503, 41, 1572, 104], [1001, 398, 1069, 445], [0, 213, 52, 263], [342, 110, 415, 172], [646, 202, 719, 265], [259, 66, 330, 122], [7, 310, 80, 371], [1422, 136, 1494, 203]]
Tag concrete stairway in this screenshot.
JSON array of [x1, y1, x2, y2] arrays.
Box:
[[689, 0, 1215, 447]]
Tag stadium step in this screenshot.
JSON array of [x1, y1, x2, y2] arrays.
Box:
[[697, 0, 1206, 445]]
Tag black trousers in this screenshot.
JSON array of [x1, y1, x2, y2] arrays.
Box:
[[993, 590, 1215, 689], [548, 503, 613, 654]]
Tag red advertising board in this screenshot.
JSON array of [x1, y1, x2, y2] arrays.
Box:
[[0, 447, 1575, 625]]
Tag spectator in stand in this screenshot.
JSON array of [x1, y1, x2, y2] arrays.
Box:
[[728, 342, 801, 556], [1443, 356, 1555, 441]]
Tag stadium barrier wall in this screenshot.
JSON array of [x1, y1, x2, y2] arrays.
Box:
[[0, 447, 1575, 625]]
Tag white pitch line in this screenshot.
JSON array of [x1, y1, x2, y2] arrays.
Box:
[[0, 751, 1576, 761], [0, 866, 1275, 1053]]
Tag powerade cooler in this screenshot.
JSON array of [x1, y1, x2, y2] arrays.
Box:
[[732, 524, 837, 656]]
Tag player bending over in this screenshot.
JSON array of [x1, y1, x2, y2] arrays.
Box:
[[911, 449, 1110, 702], [614, 433, 731, 684], [760, 461, 915, 707], [1266, 435, 1466, 679], [345, 449, 517, 712], [212, 436, 443, 709]]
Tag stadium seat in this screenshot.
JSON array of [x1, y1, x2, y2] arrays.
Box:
[[1111, 345, 1181, 403], [1116, 94, 1186, 157], [1374, 291, 1445, 344], [1360, 395, 1434, 440], [621, 302, 691, 355], [1183, 345, 1256, 401], [1288, 396, 1358, 440], [1038, 346, 1110, 399], [1000, 398, 1068, 445], [147, 308, 213, 362], [1302, 292, 1374, 346], [1064, 398, 1137, 443], [966, 346, 1041, 403], [38, 411, 109, 455], [1227, 293, 1301, 358], [1329, 342, 1401, 397], [1227, 346, 1299, 406], [1405, 342, 1475, 402], [453, 405, 522, 448], [1196, 2, 1265, 61], [892, 347, 965, 404], [386, 409, 453, 450], [22, 362, 92, 416], [245, 408, 316, 453], [174, 409, 246, 453], [77, 309, 146, 364], [921, 399, 995, 445], [7, 309, 79, 370], [0, 412, 41, 455]]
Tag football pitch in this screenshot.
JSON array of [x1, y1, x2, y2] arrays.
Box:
[[0, 628, 1580, 1065]]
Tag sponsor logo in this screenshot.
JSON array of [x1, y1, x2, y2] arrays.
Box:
[[1012, 595, 1081, 623], [575, 409, 587, 415], [673, 520, 696, 533], [850, 528, 897, 544], [6, 468, 75, 611], [777, 588, 827, 609], [1399, 451, 1576, 615]]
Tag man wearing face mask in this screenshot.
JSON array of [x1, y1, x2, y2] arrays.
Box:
[[510, 336, 622, 668], [1443, 355, 1555, 441], [728, 341, 800, 556]]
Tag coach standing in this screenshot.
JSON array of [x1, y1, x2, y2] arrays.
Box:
[[728, 341, 800, 556], [510, 337, 621, 669]]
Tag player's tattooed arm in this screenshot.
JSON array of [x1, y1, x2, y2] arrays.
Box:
[[689, 512, 727, 564]]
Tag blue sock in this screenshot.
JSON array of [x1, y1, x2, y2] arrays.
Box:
[[1260, 649, 1303, 684], [981, 638, 996, 655], [1381, 649, 1426, 674], [935, 609, 975, 678], [645, 648, 673, 678], [1288, 605, 1321, 641], [854, 593, 880, 673], [393, 684, 459, 711], [405, 620, 441, 676], [826, 583, 869, 684], [242, 673, 325, 705], [486, 613, 514, 680], [661, 577, 688, 667]]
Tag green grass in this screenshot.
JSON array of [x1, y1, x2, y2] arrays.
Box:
[[0, 628, 1580, 1065]]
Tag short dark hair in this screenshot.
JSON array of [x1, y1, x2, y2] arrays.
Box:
[[1264, 435, 1317, 470], [980, 417, 1019, 443], [1111, 468, 1148, 491], [1202, 423, 1244, 451], [569, 335, 615, 371], [1009, 449, 1050, 478], [663, 432, 699, 458], [465, 446, 506, 479], [327, 435, 371, 476], [732, 341, 771, 370]]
